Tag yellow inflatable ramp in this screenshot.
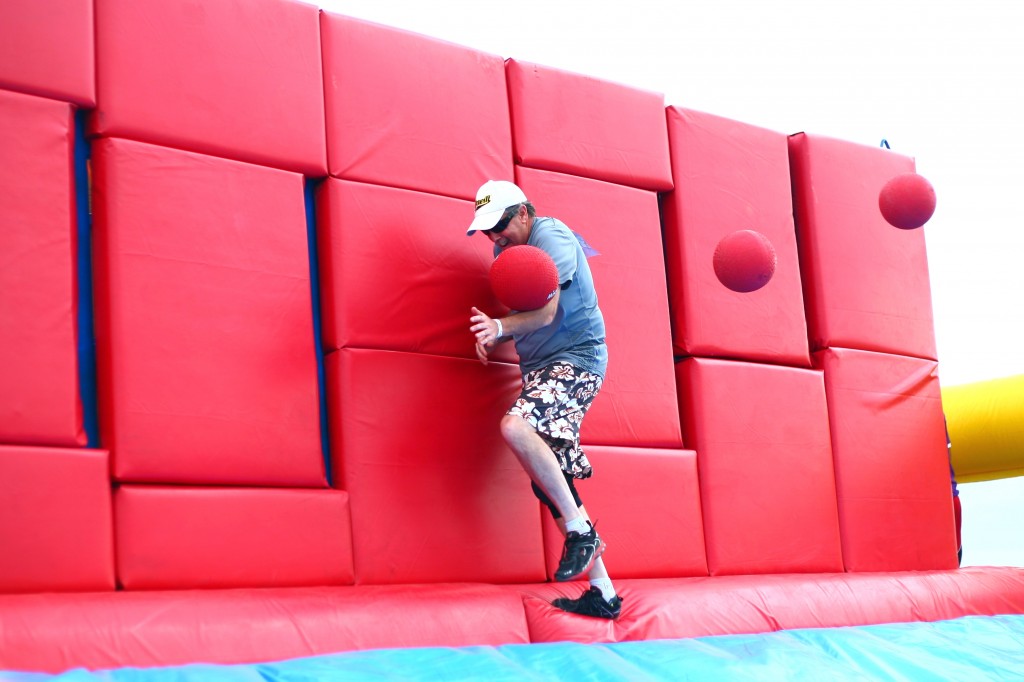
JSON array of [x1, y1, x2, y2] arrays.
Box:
[[943, 374, 1024, 483]]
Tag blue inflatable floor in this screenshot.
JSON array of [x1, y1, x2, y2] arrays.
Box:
[[9, 614, 1024, 681]]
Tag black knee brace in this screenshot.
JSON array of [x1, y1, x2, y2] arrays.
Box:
[[531, 473, 583, 519]]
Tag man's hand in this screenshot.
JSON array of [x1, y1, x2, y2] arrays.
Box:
[[470, 306, 500, 365], [469, 290, 560, 366], [475, 339, 492, 365]]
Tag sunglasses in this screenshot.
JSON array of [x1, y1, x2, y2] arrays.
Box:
[[487, 206, 518, 234]]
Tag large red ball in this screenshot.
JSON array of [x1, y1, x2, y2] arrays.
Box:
[[489, 245, 559, 311], [712, 230, 777, 293], [878, 172, 936, 229]]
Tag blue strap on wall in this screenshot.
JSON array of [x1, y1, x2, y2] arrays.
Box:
[[303, 178, 332, 486], [73, 109, 100, 448]]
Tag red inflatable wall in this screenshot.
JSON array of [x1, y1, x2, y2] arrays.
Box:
[[662, 107, 810, 366], [315, 179, 514, 362], [0, 90, 85, 447], [115, 485, 354, 590], [1, 0, 1017, 673], [91, 138, 324, 487], [816, 348, 957, 571], [677, 358, 843, 575], [325, 348, 541, 585], [515, 167, 681, 448], [321, 14, 512, 198], [0, 0, 94, 106], [790, 133, 938, 359], [0, 446, 113, 593], [506, 59, 673, 191], [92, 0, 326, 175], [540, 446, 707, 580]]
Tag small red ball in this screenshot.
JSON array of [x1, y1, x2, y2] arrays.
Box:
[[712, 230, 777, 293], [879, 172, 936, 229], [489, 245, 559, 311]]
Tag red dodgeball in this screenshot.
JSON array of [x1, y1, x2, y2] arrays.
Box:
[[879, 172, 936, 229], [713, 230, 777, 293], [489, 245, 559, 311]]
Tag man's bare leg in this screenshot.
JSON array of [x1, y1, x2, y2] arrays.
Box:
[[500, 415, 605, 581], [500, 414, 582, 522]]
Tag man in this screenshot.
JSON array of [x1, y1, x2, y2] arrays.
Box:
[[467, 179, 621, 619]]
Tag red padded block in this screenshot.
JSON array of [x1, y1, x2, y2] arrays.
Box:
[[663, 108, 810, 366], [321, 13, 511, 199], [316, 179, 515, 364], [92, 0, 326, 175], [540, 446, 707, 580], [789, 133, 936, 359], [518, 568, 1024, 643], [92, 138, 324, 486], [0, 90, 85, 447], [115, 486, 353, 590], [0, 0, 94, 106], [326, 348, 545, 585], [516, 167, 681, 448], [0, 446, 113, 593], [816, 348, 957, 571], [677, 358, 843, 575], [506, 59, 672, 191], [0, 584, 531, 672]]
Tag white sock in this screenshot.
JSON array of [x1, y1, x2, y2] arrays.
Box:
[[564, 516, 590, 535], [590, 578, 616, 601]]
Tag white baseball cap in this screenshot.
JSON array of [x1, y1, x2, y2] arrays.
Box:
[[467, 180, 527, 235]]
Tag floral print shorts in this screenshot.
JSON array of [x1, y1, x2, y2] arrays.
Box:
[[507, 361, 604, 479]]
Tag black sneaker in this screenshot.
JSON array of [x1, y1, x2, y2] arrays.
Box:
[[552, 586, 623, 619], [554, 523, 605, 582]]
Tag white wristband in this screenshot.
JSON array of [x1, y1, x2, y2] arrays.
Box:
[[494, 318, 503, 339]]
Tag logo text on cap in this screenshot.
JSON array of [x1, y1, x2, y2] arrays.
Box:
[[475, 195, 491, 210]]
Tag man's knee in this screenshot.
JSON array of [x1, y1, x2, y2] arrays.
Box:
[[499, 413, 532, 446]]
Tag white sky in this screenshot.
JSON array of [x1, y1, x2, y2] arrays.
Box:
[[309, 0, 1024, 567]]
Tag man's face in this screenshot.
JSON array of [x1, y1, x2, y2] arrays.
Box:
[[484, 205, 529, 249]]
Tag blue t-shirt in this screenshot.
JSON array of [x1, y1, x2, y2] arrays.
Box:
[[495, 217, 608, 377]]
